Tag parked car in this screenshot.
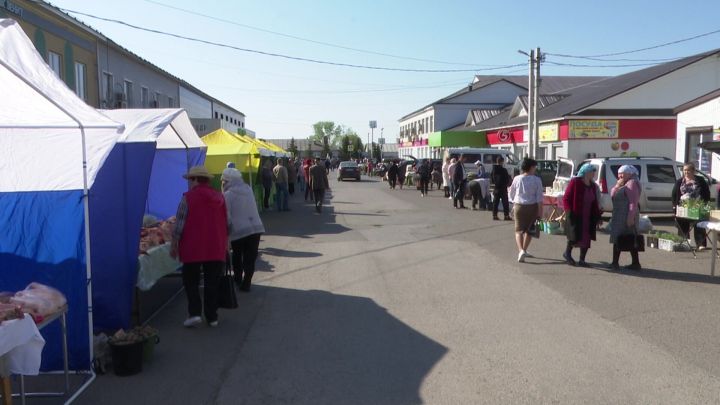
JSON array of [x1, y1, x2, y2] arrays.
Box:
[[444, 148, 520, 177], [338, 161, 361, 181], [553, 156, 717, 213]]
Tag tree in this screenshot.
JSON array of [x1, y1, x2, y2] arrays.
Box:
[[339, 134, 363, 160], [288, 137, 299, 158], [311, 121, 344, 148]]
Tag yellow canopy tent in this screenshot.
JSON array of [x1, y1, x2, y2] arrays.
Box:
[[202, 129, 259, 176]]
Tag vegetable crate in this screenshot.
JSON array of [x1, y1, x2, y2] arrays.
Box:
[[658, 238, 683, 252], [676, 206, 710, 221]]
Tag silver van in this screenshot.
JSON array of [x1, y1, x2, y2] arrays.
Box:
[[444, 148, 520, 177], [553, 157, 716, 213]]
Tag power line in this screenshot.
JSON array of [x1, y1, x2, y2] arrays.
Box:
[[547, 27, 720, 58], [143, 0, 498, 67], [546, 55, 684, 63], [544, 60, 666, 68], [60, 8, 525, 73]]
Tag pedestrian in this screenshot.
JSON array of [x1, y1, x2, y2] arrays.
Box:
[[431, 164, 442, 190], [287, 158, 297, 196], [397, 161, 407, 189], [491, 156, 512, 220], [261, 160, 273, 209], [324, 158, 332, 174], [452, 155, 467, 209], [447, 158, 457, 200], [418, 160, 431, 197], [222, 168, 265, 292], [309, 158, 330, 213], [297, 158, 306, 194], [303, 158, 313, 201], [273, 159, 290, 211], [442, 157, 451, 198], [508, 158, 544, 262], [170, 166, 228, 327], [387, 160, 399, 189], [672, 162, 711, 250], [608, 165, 642, 271], [562, 164, 602, 266], [474, 160, 487, 178]]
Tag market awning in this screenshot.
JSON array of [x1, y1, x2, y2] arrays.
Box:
[[428, 131, 487, 147], [699, 140, 720, 153]]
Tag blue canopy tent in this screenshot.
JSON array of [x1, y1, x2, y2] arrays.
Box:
[[91, 109, 206, 332], [0, 18, 123, 375]]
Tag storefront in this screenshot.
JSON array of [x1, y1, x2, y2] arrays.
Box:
[[675, 90, 720, 179]]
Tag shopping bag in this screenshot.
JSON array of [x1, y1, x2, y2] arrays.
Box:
[[528, 220, 541, 239], [617, 234, 645, 252], [218, 261, 238, 309], [637, 216, 653, 234]]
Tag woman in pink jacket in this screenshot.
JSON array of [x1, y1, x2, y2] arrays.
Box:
[[608, 165, 642, 271]]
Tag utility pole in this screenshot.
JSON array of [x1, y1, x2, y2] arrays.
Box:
[[532, 47, 542, 160], [369, 120, 377, 162]]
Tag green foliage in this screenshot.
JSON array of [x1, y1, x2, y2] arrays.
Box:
[[339, 134, 364, 160], [288, 137, 299, 158]]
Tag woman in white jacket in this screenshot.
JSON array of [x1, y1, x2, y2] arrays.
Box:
[[222, 168, 266, 292]]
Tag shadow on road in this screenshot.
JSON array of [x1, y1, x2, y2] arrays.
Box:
[[591, 262, 720, 285], [261, 247, 322, 258], [217, 286, 448, 405], [261, 191, 352, 238]]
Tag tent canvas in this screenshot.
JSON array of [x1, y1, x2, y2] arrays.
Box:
[[202, 129, 264, 177], [90, 108, 205, 332], [0, 19, 123, 371]]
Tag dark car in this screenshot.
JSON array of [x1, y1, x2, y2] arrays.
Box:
[[338, 161, 361, 181]]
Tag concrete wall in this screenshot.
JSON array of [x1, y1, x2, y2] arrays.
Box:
[[591, 55, 720, 109], [179, 86, 212, 119], [676, 97, 720, 179], [98, 44, 179, 109], [212, 102, 245, 134]]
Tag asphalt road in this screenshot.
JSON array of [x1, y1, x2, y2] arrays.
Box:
[[77, 176, 720, 405]]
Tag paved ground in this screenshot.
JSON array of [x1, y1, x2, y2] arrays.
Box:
[[75, 175, 720, 405]]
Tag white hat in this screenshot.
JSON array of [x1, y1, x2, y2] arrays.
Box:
[[474, 160, 482, 166]]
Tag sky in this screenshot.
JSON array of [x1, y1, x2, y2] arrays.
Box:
[[49, 0, 720, 140]]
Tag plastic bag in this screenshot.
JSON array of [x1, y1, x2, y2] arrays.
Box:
[[637, 215, 653, 234]]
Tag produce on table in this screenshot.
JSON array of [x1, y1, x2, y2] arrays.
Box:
[[139, 216, 176, 255], [2, 283, 67, 324]]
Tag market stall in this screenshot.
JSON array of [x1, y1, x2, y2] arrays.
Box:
[[0, 17, 123, 383]]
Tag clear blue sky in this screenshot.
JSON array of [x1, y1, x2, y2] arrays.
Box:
[[52, 0, 720, 140]]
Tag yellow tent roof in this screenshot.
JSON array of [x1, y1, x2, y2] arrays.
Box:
[[202, 129, 258, 155]]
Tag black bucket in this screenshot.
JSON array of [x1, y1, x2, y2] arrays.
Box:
[[110, 340, 144, 376], [142, 335, 159, 363]]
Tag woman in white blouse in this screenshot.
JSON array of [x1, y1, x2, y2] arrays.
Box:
[[509, 158, 545, 262]]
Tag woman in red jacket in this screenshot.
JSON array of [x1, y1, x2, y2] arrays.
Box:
[[562, 164, 602, 266]]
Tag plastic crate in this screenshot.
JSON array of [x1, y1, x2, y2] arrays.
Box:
[[658, 238, 681, 252]]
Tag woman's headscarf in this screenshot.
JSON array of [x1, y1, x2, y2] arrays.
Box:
[[222, 168, 245, 191], [576, 164, 597, 178], [618, 164, 639, 177]]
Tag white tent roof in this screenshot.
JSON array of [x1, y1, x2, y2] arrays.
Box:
[[0, 19, 123, 192], [100, 109, 206, 150]]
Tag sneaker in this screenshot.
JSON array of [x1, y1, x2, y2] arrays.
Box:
[[183, 316, 202, 328], [523, 251, 534, 258], [517, 251, 526, 263], [448, 197, 453, 200], [208, 320, 219, 327], [698, 246, 708, 251]]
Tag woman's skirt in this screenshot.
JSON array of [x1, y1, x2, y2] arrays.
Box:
[[513, 203, 538, 232]]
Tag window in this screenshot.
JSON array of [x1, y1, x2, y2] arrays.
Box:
[[241, 122, 244, 128], [686, 131, 713, 173], [123, 80, 133, 106], [221, 114, 224, 120], [74, 62, 86, 100], [430, 116, 434, 132], [647, 165, 676, 184], [140, 87, 149, 108], [215, 112, 219, 119], [103, 72, 113, 106], [155, 92, 161, 106], [48, 51, 61, 78], [483, 154, 496, 164], [168, 97, 174, 108]]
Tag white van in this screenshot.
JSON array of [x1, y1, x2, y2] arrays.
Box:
[[444, 148, 520, 177], [553, 156, 716, 213]]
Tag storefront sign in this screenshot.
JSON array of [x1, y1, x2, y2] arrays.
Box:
[[498, 129, 511, 142], [2, 0, 23, 17], [538, 123, 559, 142], [569, 120, 619, 139]]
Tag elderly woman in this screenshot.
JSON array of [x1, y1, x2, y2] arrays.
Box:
[[608, 165, 642, 270], [441, 157, 451, 197], [672, 162, 710, 249], [562, 164, 602, 266], [222, 168, 266, 292], [509, 158, 544, 262]]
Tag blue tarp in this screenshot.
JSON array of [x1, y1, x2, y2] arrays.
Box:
[[0, 191, 91, 370], [145, 148, 205, 220], [89, 143, 156, 332]]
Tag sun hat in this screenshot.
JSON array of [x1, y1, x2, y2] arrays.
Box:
[[182, 166, 213, 179]]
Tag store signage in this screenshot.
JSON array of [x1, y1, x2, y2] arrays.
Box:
[[538, 123, 559, 142], [498, 129, 511, 142], [569, 120, 619, 139], [2, 0, 23, 17]]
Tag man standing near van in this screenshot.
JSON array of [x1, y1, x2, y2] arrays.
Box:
[[453, 155, 467, 209], [491, 156, 512, 220]]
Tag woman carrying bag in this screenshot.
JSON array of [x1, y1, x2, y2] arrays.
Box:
[[562, 165, 602, 267], [222, 168, 266, 292], [608, 165, 642, 271]]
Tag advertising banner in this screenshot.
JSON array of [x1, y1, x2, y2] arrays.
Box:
[[569, 120, 619, 139], [538, 123, 559, 142]]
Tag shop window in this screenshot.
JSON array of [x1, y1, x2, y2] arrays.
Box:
[[686, 131, 713, 173], [48, 51, 61, 78], [74, 62, 86, 100], [647, 165, 676, 184]]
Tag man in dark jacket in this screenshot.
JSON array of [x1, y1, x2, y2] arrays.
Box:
[[491, 156, 512, 220], [452, 155, 467, 209], [418, 160, 431, 197], [387, 161, 399, 189], [672, 163, 711, 249]]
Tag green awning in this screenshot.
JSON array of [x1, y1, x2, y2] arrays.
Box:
[[428, 131, 487, 147]]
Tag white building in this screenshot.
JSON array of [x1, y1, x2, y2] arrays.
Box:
[[675, 89, 720, 179]]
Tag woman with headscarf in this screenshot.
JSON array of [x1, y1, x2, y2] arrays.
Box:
[[303, 159, 313, 201], [562, 164, 602, 266], [441, 157, 451, 198], [672, 162, 710, 249], [222, 168, 266, 292], [608, 165, 642, 270]]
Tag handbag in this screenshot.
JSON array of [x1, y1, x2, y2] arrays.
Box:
[[617, 233, 645, 252], [528, 220, 541, 239], [218, 258, 238, 309]]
